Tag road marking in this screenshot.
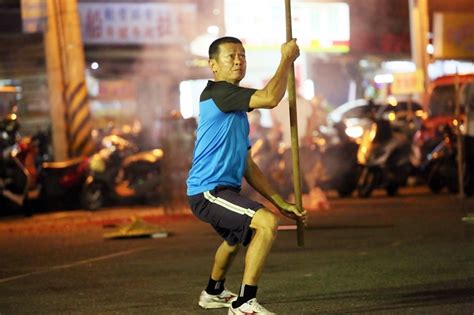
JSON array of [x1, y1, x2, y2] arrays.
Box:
[[0, 245, 153, 284]]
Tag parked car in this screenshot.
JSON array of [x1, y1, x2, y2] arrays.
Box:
[[424, 74, 474, 118], [412, 74, 474, 167], [412, 73, 474, 195]]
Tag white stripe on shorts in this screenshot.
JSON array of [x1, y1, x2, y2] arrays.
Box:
[[203, 191, 256, 218]]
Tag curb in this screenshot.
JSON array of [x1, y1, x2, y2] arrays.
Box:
[[0, 206, 194, 235]]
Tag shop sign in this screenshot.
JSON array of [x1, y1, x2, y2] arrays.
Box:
[[21, 0, 47, 33], [78, 3, 196, 44], [392, 70, 425, 95], [98, 80, 136, 101], [224, 0, 350, 53], [433, 12, 474, 60]]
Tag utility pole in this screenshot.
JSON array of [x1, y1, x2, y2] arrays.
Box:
[[43, 0, 95, 159], [44, 0, 68, 160], [57, 0, 95, 157]]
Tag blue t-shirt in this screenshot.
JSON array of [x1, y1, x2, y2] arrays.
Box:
[[186, 81, 257, 196]]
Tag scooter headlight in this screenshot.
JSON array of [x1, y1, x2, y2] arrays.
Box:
[[152, 149, 164, 158], [357, 144, 369, 165], [357, 123, 377, 165], [90, 154, 106, 172], [368, 124, 377, 141], [345, 125, 364, 140]]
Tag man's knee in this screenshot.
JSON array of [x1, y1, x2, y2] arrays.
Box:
[[222, 241, 240, 255], [250, 208, 279, 237]]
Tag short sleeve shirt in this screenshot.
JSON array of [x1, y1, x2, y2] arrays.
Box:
[[186, 81, 257, 195]]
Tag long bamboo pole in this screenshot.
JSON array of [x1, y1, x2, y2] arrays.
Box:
[[454, 74, 465, 198], [284, 0, 304, 247]]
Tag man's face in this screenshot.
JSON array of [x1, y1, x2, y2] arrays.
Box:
[[209, 43, 247, 85]]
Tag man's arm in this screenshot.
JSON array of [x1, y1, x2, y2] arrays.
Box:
[[249, 39, 300, 109], [244, 151, 307, 222]]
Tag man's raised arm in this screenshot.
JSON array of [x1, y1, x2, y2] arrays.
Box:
[[249, 39, 300, 109]]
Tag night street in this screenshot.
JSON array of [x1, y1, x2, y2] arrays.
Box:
[[1, 0, 473, 314], [1, 186, 473, 314]]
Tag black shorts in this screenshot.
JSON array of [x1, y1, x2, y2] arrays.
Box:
[[188, 186, 264, 246]]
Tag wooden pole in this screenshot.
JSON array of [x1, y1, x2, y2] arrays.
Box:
[[454, 74, 465, 198], [284, 0, 304, 247]]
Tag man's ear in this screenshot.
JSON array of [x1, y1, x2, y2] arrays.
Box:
[[209, 59, 218, 73]]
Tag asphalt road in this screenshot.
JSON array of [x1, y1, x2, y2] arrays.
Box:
[[0, 186, 473, 314]]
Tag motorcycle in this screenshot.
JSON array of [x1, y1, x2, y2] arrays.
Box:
[[356, 116, 413, 198], [310, 122, 359, 197], [247, 122, 358, 199], [0, 111, 31, 214], [80, 134, 164, 210], [16, 129, 90, 212], [1, 110, 90, 214], [422, 123, 473, 195], [36, 156, 90, 210]]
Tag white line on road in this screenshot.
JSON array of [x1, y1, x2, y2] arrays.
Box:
[[0, 245, 154, 284]]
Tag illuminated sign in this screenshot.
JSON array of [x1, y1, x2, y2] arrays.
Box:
[[78, 3, 197, 44], [392, 70, 425, 95], [224, 0, 350, 53], [21, 0, 47, 33]]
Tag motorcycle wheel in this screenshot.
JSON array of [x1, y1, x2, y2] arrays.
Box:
[[1, 159, 29, 215], [337, 188, 354, 198], [337, 178, 357, 197], [386, 183, 399, 196], [446, 177, 459, 194], [80, 181, 106, 211], [357, 167, 377, 198], [426, 162, 445, 194]]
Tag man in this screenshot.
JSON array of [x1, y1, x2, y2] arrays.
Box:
[[186, 36, 307, 315]]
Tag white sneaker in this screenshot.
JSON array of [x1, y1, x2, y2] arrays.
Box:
[[228, 298, 275, 314], [198, 289, 237, 309]]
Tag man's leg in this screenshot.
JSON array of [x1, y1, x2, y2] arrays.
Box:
[[230, 207, 278, 313], [244, 208, 278, 284], [211, 241, 240, 281], [199, 242, 240, 309]]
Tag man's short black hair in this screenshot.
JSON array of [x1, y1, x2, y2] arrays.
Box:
[[208, 36, 242, 60]]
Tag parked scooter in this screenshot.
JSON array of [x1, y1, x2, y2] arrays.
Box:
[[16, 129, 90, 211], [0, 109, 90, 214], [311, 122, 359, 197], [37, 157, 90, 210], [81, 134, 164, 210], [423, 124, 457, 193], [248, 122, 359, 199], [357, 114, 413, 198], [421, 123, 474, 194]]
